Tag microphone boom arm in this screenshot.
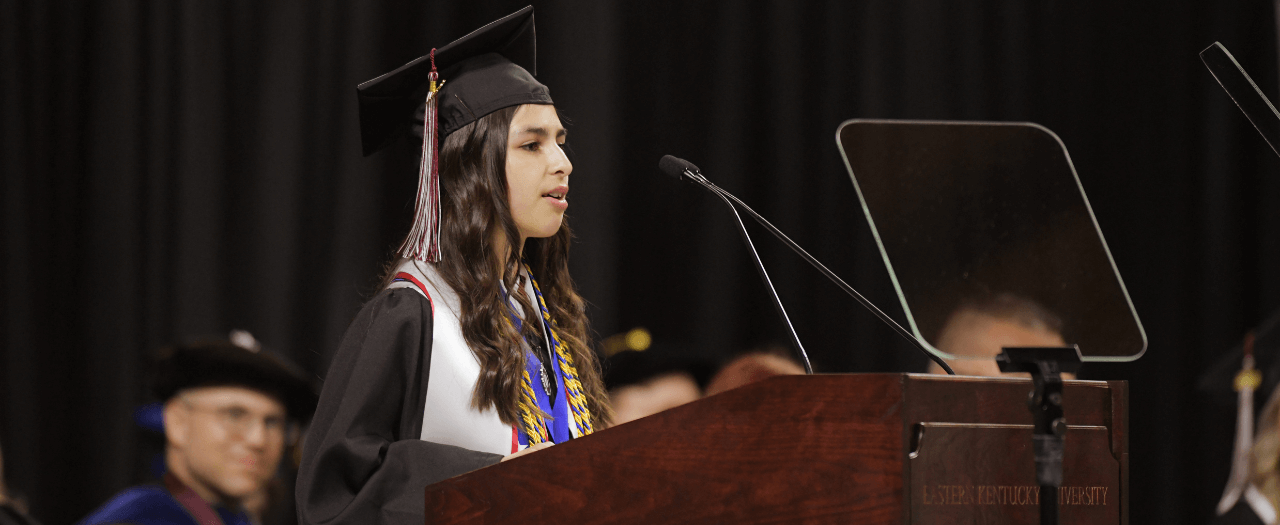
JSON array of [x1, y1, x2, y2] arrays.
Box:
[[683, 168, 956, 376], [694, 171, 814, 374]]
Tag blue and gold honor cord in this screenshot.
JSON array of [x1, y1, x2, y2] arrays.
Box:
[[511, 264, 594, 444]]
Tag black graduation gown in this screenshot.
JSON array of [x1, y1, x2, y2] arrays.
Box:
[[296, 289, 503, 525], [1213, 501, 1268, 525], [0, 505, 40, 525]]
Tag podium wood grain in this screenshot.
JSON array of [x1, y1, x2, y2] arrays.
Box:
[[423, 373, 1126, 524]]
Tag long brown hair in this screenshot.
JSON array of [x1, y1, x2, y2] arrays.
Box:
[[380, 105, 610, 430]]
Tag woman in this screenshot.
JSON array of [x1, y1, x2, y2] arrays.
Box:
[[297, 8, 610, 524]]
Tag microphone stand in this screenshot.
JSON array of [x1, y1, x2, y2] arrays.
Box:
[[997, 346, 1083, 525], [678, 166, 956, 376], [698, 173, 814, 374]]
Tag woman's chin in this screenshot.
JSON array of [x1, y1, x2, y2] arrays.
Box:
[[522, 222, 563, 241]]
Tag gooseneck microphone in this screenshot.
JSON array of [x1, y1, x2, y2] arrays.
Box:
[[658, 155, 956, 376], [660, 156, 813, 374]]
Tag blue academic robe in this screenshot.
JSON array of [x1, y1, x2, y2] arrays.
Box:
[[77, 475, 251, 525]]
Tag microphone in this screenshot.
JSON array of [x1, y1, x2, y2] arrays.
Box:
[[658, 155, 956, 375], [661, 156, 812, 374], [659, 155, 699, 181]]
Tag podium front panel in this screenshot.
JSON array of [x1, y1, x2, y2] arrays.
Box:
[[423, 374, 1127, 524], [908, 423, 1120, 524]]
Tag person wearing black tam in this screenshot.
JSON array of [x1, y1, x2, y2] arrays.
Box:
[[77, 335, 317, 525], [1202, 310, 1280, 525], [297, 7, 610, 525]]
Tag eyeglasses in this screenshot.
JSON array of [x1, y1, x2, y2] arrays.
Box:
[[181, 397, 299, 443]]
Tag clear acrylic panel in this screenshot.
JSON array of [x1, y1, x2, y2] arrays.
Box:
[[1200, 42, 1280, 158], [836, 120, 1146, 361]]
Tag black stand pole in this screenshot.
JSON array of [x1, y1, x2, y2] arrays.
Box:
[[996, 346, 1084, 525]]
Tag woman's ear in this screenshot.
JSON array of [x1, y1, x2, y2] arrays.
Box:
[[163, 398, 189, 448]]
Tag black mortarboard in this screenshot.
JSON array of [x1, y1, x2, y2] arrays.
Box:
[[152, 336, 319, 423], [603, 349, 716, 392], [356, 5, 550, 156], [1198, 309, 1280, 400], [601, 328, 715, 391], [356, 6, 552, 263]]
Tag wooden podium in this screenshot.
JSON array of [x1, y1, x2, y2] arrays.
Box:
[[423, 373, 1127, 524]]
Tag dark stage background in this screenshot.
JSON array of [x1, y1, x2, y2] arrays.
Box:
[[4, 1, 1280, 523]]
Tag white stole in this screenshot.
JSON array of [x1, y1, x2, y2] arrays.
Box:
[[389, 260, 514, 456]]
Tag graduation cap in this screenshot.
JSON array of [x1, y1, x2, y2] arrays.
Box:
[[1198, 310, 1280, 398], [1198, 309, 1280, 517], [356, 6, 552, 263], [152, 331, 319, 423], [601, 328, 715, 391]]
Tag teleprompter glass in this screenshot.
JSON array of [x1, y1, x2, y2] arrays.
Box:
[[1200, 42, 1280, 158], [836, 120, 1146, 361]]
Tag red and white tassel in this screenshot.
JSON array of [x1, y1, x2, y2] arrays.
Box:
[[400, 49, 443, 262]]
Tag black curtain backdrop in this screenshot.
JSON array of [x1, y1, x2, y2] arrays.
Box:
[[4, 1, 1280, 523]]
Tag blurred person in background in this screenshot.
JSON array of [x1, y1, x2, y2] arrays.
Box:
[[704, 346, 806, 397], [1213, 382, 1280, 525], [77, 336, 316, 525], [0, 440, 42, 525], [925, 292, 1072, 378], [602, 328, 713, 424], [127, 332, 309, 525], [1206, 311, 1280, 525]]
